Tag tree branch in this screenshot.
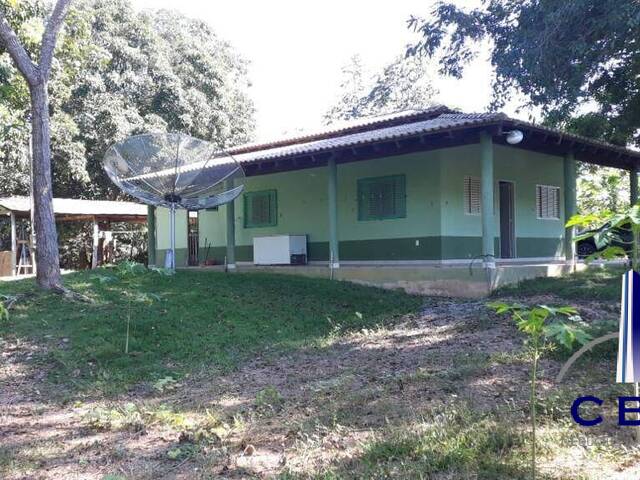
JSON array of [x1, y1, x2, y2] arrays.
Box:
[[39, 0, 72, 77], [0, 12, 38, 83]]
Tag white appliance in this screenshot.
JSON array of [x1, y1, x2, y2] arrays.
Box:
[[253, 235, 307, 265]]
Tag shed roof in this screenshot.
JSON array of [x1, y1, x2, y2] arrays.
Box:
[[0, 197, 147, 221]]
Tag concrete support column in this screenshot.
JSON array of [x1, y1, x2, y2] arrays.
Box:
[[226, 197, 236, 270], [564, 152, 577, 264], [328, 155, 339, 268], [10, 212, 16, 276], [91, 218, 99, 269], [480, 131, 495, 268], [631, 165, 639, 206], [147, 205, 156, 266]]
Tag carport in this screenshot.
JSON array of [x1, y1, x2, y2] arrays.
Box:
[[0, 197, 147, 277]]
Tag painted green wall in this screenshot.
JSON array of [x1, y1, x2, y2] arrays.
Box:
[[155, 142, 566, 263]]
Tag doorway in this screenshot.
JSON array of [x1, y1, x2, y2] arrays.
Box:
[[187, 211, 199, 266], [499, 181, 515, 259]]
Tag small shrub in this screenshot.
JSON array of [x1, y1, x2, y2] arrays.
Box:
[[255, 386, 284, 413]]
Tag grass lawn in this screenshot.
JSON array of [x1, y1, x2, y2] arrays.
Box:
[[494, 265, 624, 301], [0, 267, 421, 398], [1, 265, 636, 480]]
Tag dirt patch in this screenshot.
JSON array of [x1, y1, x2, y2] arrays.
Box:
[[0, 296, 636, 479]]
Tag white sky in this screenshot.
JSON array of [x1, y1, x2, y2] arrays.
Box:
[[131, 0, 528, 142]]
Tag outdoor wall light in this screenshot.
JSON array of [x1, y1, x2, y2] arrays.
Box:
[[505, 129, 524, 145]]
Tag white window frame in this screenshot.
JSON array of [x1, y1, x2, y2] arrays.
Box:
[[463, 176, 481, 216], [536, 184, 561, 220]]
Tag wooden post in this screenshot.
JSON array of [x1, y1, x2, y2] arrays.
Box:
[[10, 212, 16, 276], [480, 131, 495, 268], [328, 155, 339, 269], [91, 218, 98, 269], [564, 152, 577, 265]]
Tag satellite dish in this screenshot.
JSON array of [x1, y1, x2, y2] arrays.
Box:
[[505, 130, 524, 145], [103, 133, 245, 270]]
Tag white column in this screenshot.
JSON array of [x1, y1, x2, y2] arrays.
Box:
[[91, 219, 99, 269]]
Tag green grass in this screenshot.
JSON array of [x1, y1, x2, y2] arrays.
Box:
[[493, 266, 624, 301], [0, 269, 421, 397], [280, 404, 533, 480]]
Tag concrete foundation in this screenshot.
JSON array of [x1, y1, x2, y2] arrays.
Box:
[[181, 260, 601, 298]]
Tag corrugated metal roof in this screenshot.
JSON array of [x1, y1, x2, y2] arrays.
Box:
[[0, 197, 147, 216]]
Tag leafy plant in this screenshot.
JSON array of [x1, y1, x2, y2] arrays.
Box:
[[487, 302, 591, 480], [255, 386, 284, 413], [0, 301, 8, 323], [567, 204, 640, 265]]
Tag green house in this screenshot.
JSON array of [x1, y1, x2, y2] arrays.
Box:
[[149, 106, 640, 296]]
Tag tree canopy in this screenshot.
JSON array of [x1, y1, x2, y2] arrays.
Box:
[[0, 0, 255, 199], [324, 54, 438, 124], [407, 0, 640, 147]]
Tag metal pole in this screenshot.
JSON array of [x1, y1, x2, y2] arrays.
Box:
[[170, 204, 176, 270]]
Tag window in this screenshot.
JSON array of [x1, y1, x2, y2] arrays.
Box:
[[357, 175, 406, 221], [536, 185, 560, 219], [464, 176, 481, 215], [244, 190, 277, 227]]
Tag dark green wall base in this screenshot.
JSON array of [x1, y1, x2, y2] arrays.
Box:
[[158, 236, 562, 265]]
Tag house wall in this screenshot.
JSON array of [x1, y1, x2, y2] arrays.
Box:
[[153, 142, 566, 266]]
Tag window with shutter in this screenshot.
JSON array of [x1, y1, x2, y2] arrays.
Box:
[[464, 176, 481, 215], [536, 185, 560, 219], [244, 190, 277, 227], [357, 175, 406, 221]]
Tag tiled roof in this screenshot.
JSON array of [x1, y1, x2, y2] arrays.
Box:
[[226, 105, 453, 154], [225, 109, 640, 165], [231, 111, 507, 164], [0, 197, 147, 216]]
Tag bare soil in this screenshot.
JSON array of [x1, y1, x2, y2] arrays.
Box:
[[2, 296, 639, 479]]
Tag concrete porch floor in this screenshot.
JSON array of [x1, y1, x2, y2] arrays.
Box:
[[179, 260, 619, 298]]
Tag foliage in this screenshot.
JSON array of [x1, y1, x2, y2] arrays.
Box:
[[567, 204, 640, 264], [487, 302, 591, 479], [323, 54, 438, 124], [577, 164, 630, 219], [0, 270, 421, 396], [407, 0, 640, 147], [0, 299, 7, 322], [0, 0, 255, 199]]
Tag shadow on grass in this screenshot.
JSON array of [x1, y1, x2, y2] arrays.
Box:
[[493, 265, 624, 301], [0, 269, 422, 399], [278, 405, 538, 480]]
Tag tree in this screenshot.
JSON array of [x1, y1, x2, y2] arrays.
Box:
[[407, 0, 640, 147], [0, 0, 255, 200], [324, 53, 438, 124], [0, 0, 72, 289]]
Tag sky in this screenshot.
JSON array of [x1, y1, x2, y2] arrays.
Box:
[[131, 0, 521, 142]]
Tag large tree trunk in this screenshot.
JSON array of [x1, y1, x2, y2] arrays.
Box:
[[29, 82, 62, 289]]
